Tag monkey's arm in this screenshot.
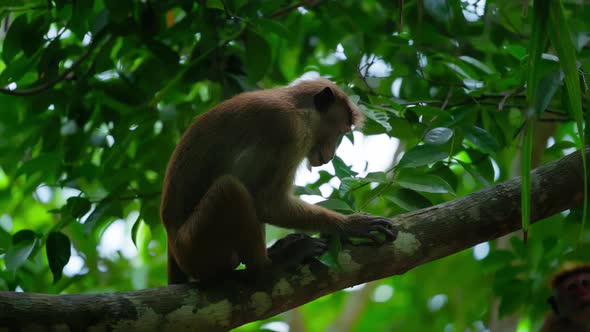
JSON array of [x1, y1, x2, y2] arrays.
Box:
[[259, 197, 395, 242]]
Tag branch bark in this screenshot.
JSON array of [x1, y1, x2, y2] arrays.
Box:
[[1, 149, 588, 331]]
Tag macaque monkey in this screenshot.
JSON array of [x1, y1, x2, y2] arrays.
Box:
[[541, 264, 590, 332], [160, 78, 396, 284]]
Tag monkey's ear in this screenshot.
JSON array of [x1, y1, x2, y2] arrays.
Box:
[[313, 87, 335, 113], [548, 296, 560, 315]]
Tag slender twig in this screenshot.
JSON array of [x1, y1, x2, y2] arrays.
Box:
[[441, 88, 453, 110], [397, 98, 579, 115], [539, 118, 570, 123], [357, 56, 377, 94], [497, 89, 522, 111]]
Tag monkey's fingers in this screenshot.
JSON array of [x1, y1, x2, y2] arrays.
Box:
[[370, 225, 397, 241], [269, 234, 329, 266], [365, 232, 382, 244], [314, 237, 329, 247], [312, 238, 329, 256], [366, 217, 393, 227], [366, 218, 397, 241]]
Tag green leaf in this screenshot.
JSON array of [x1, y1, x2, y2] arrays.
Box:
[[362, 172, 388, 183], [46, 232, 71, 283], [4, 14, 48, 59], [206, 0, 225, 10], [332, 156, 357, 178], [140, 199, 161, 229], [425, 127, 454, 145], [253, 18, 290, 39], [498, 280, 529, 316], [458, 55, 493, 74], [463, 126, 499, 154], [386, 189, 432, 211], [16, 153, 62, 178], [482, 250, 515, 273], [457, 160, 490, 187], [509, 236, 527, 259], [70, 1, 93, 36], [548, 0, 587, 237], [63, 197, 91, 220], [435, 107, 471, 128], [131, 215, 142, 248], [316, 199, 354, 213], [397, 145, 449, 168], [533, 68, 562, 116], [2, 15, 27, 63], [104, 0, 133, 22], [527, 2, 550, 103], [294, 186, 322, 196], [521, 122, 534, 241], [341, 34, 363, 61], [504, 44, 527, 61], [0, 0, 44, 9], [408, 106, 452, 120], [338, 177, 363, 196], [318, 237, 343, 270], [362, 105, 392, 132], [0, 52, 40, 84], [5, 230, 38, 272], [424, 0, 453, 23], [545, 141, 577, 155], [244, 30, 271, 82], [84, 201, 122, 235], [396, 174, 455, 195], [146, 40, 180, 67], [0, 227, 11, 255]]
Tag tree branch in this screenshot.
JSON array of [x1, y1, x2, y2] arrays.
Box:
[[1, 149, 588, 331]]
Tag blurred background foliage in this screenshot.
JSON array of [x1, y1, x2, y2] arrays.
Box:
[[0, 0, 589, 331]]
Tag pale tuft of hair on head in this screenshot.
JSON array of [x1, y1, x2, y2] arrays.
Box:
[[289, 74, 365, 128], [289, 71, 322, 86]]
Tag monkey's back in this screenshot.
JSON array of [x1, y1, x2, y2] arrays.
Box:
[[160, 88, 311, 231]]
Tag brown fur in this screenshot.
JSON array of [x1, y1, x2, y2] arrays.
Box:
[[160, 78, 392, 284], [541, 266, 590, 331], [541, 312, 590, 332]]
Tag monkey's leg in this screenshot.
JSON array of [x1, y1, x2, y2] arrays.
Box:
[[173, 175, 269, 281], [167, 249, 189, 284]]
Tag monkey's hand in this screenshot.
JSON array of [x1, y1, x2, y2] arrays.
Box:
[[342, 214, 397, 245], [268, 233, 328, 268]]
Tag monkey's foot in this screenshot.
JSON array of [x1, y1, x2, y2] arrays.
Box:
[[268, 233, 328, 268]]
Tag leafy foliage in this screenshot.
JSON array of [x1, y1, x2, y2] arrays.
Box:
[[0, 0, 589, 331]]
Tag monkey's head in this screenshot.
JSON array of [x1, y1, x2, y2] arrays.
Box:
[[304, 81, 363, 167], [548, 263, 590, 324]]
